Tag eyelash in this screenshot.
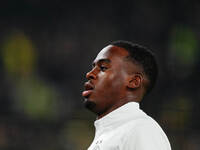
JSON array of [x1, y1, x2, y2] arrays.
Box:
[[91, 65, 108, 72], [100, 66, 108, 71]]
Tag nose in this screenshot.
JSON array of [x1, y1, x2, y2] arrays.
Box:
[[86, 69, 97, 80]]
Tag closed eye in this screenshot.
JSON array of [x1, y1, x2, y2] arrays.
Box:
[[100, 66, 108, 71], [92, 58, 111, 72]]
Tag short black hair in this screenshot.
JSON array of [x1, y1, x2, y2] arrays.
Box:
[[110, 40, 158, 95]]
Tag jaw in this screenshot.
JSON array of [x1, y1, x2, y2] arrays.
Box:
[[83, 99, 97, 111]]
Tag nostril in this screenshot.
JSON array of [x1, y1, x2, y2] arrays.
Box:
[[86, 71, 96, 80], [86, 72, 91, 79]]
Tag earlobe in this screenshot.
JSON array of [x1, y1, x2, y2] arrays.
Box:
[[127, 74, 142, 89]]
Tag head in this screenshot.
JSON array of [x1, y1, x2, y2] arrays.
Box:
[[82, 40, 158, 118]]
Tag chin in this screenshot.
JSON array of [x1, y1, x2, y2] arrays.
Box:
[[83, 99, 97, 111]]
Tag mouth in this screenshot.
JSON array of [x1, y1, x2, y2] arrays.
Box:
[[82, 82, 94, 98]]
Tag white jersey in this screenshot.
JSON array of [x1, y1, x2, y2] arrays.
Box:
[[88, 102, 171, 150]]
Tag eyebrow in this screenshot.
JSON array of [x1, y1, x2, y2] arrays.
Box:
[[92, 58, 111, 66]]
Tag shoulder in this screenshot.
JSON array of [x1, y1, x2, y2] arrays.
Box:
[[122, 114, 158, 130], [126, 116, 168, 139], [121, 117, 171, 150]]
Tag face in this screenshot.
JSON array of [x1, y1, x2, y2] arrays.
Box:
[[82, 45, 131, 118]]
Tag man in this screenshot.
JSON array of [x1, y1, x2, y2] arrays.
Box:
[[82, 40, 171, 150]]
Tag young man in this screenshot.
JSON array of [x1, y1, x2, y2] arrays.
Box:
[[82, 40, 171, 150]]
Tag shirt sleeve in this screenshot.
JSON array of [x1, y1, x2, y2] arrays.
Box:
[[122, 123, 171, 150]]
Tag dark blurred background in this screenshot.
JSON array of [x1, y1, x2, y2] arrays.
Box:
[[0, 0, 199, 149]]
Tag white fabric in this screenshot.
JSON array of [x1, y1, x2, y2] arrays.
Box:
[[88, 102, 171, 150]]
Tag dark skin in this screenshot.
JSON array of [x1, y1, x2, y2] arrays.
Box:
[[82, 45, 148, 119]]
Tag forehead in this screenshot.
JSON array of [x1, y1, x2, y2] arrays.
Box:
[[93, 45, 129, 63]]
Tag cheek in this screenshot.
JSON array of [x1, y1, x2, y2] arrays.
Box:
[[97, 71, 124, 92], [111, 74, 123, 88], [97, 73, 114, 88]]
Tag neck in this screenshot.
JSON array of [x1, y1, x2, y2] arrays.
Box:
[[125, 91, 143, 103], [97, 100, 129, 119], [97, 94, 141, 120]]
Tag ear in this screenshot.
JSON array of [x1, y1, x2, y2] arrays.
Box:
[[127, 73, 142, 89]]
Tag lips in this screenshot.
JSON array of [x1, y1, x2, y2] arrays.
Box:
[[82, 82, 94, 98]]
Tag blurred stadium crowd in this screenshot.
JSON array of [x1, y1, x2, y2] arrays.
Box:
[[0, 0, 199, 150]]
